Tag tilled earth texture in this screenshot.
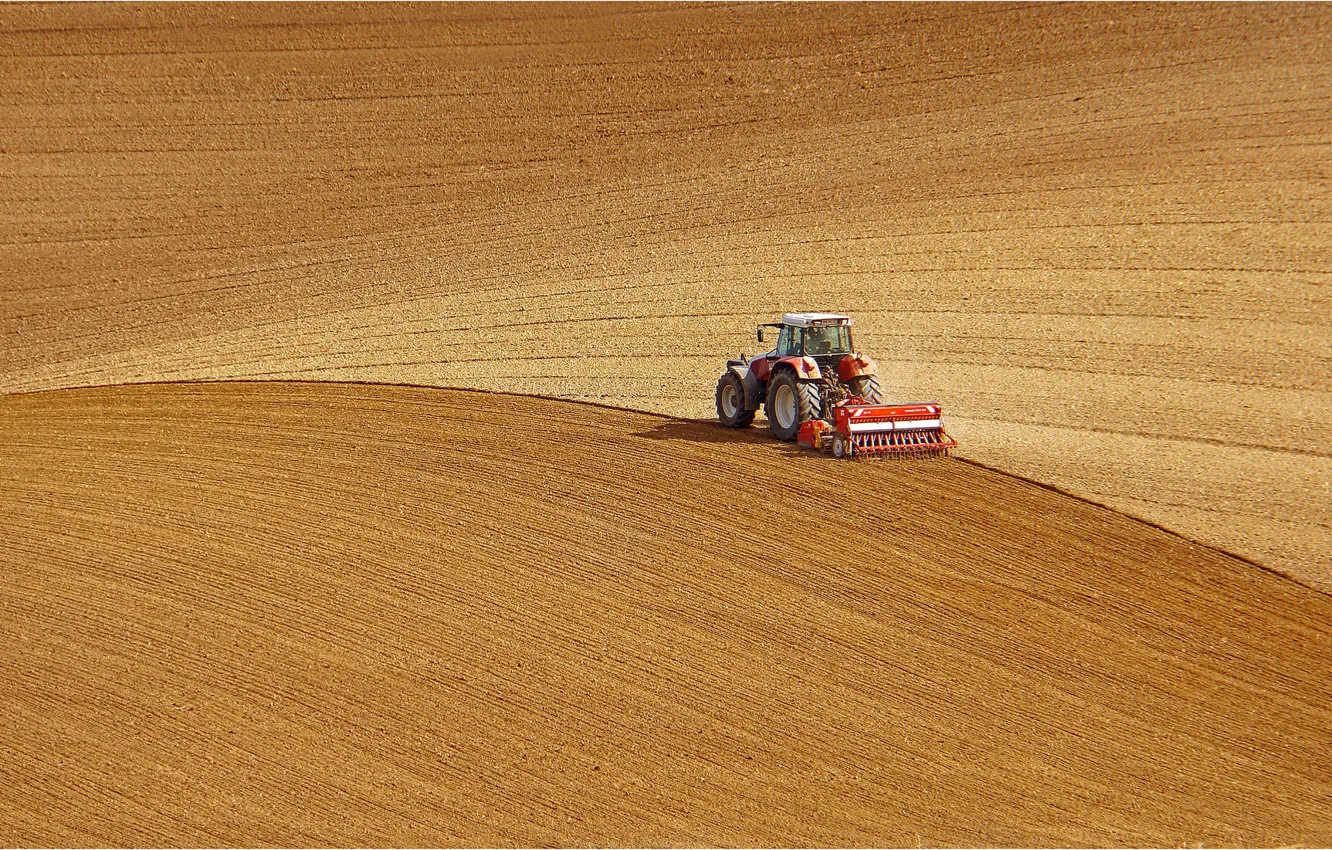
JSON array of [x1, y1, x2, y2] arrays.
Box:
[[1, 3, 1329, 586], [2, 382, 1331, 846], [2, 3, 1331, 847]]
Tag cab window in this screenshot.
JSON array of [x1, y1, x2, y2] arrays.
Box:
[[776, 326, 795, 356], [803, 325, 852, 355]]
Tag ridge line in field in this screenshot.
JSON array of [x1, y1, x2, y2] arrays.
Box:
[[951, 454, 1332, 602], [7, 375, 1325, 601]]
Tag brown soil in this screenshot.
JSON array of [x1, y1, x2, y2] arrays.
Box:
[[2, 381, 1330, 847], [0, 3, 1328, 585]]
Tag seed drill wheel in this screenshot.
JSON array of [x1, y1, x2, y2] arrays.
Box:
[[766, 371, 819, 442], [832, 433, 851, 459], [715, 372, 754, 428]]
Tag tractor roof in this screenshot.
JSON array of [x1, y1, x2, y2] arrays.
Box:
[[781, 312, 852, 328]]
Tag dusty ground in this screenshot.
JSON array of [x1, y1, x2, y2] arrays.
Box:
[[0, 3, 1328, 583], [3, 3, 1332, 846], [2, 381, 1330, 846]]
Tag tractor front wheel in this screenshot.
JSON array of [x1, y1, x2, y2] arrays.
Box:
[[766, 371, 819, 441], [715, 372, 754, 428]]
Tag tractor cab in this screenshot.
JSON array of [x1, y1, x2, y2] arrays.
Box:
[[757, 313, 855, 369]]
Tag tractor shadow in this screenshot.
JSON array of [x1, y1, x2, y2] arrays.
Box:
[[634, 418, 961, 466], [633, 418, 807, 456]]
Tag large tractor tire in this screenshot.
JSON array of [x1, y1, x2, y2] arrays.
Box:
[[765, 370, 820, 441], [849, 375, 883, 404], [715, 372, 755, 428]]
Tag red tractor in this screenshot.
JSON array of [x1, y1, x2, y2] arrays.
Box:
[[716, 313, 956, 459]]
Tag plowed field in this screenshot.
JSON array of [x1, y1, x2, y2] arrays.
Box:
[[3, 3, 1332, 846], [2, 381, 1330, 846], [1, 3, 1329, 583]]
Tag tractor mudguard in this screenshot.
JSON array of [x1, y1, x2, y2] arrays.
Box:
[[730, 363, 764, 410], [742, 368, 764, 410], [777, 355, 822, 380], [837, 353, 877, 381]]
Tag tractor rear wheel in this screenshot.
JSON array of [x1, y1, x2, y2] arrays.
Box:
[[849, 375, 883, 403], [765, 371, 819, 441], [715, 372, 754, 428]]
